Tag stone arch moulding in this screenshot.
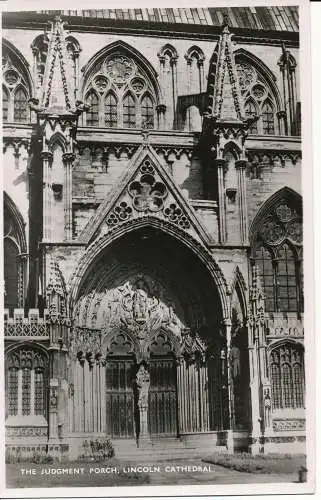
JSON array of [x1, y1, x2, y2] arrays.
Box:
[[47, 131, 68, 152], [68, 216, 229, 320], [229, 265, 248, 319], [2, 38, 35, 96], [267, 337, 304, 353], [4, 191, 27, 254], [185, 45, 205, 64], [5, 341, 50, 359], [80, 39, 162, 101], [249, 186, 302, 245], [234, 47, 282, 111]]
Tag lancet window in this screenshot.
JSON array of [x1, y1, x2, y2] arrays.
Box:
[[252, 197, 303, 313], [2, 52, 30, 123], [5, 348, 48, 419], [269, 342, 304, 409], [236, 59, 278, 135], [84, 53, 157, 129]]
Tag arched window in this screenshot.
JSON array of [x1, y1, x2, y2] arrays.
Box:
[[262, 100, 275, 135], [6, 348, 48, 419], [31, 34, 49, 91], [13, 87, 28, 122], [236, 57, 279, 135], [276, 244, 298, 312], [85, 90, 99, 126], [4, 239, 19, 311], [141, 94, 154, 129], [123, 93, 136, 128], [104, 92, 117, 127], [2, 45, 31, 123], [252, 196, 302, 313], [254, 246, 275, 312], [244, 99, 258, 134], [4, 194, 27, 311], [269, 343, 304, 409], [3, 86, 9, 122], [185, 46, 205, 94], [83, 49, 158, 129]]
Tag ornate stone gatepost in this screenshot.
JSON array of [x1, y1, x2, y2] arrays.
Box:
[[136, 364, 151, 447]]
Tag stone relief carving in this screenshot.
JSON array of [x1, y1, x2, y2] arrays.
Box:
[[100, 276, 184, 340]]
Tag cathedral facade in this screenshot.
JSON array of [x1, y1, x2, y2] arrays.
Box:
[[3, 8, 304, 461]]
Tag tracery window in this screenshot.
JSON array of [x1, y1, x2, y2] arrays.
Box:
[[104, 92, 117, 127], [13, 88, 28, 122], [269, 343, 304, 409], [236, 60, 278, 135], [5, 348, 48, 419], [123, 92, 136, 128], [3, 86, 9, 122], [2, 53, 30, 123], [252, 198, 302, 313], [85, 90, 99, 126], [4, 195, 27, 311], [84, 53, 157, 129], [244, 99, 258, 134], [141, 94, 154, 128]]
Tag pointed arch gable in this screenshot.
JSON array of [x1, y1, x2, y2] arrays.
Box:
[[81, 40, 161, 99], [77, 144, 214, 248], [47, 131, 67, 152], [250, 187, 302, 243], [185, 45, 205, 63]]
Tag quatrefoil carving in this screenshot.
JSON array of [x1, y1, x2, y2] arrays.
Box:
[[128, 173, 168, 212]]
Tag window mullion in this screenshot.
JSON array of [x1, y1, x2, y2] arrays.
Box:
[[99, 96, 104, 127], [272, 257, 279, 312], [17, 369, 22, 415], [30, 368, 35, 415]]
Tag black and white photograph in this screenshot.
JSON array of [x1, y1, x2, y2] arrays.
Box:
[[1, 1, 315, 495]]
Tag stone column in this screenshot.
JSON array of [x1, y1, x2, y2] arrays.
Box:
[[156, 104, 166, 130], [171, 57, 179, 129], [62, 152, 74, 241], [235, 159, 248, 245], [277, 110, 286, 136], [41, 151, 53, 241], [136, 364, 151, 447], [224, 318, 234, 453], [215, 159, 227, 244]]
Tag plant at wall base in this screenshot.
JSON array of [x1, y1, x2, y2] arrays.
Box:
[[89, 438, 115, 461], [31, 452, 54, 464]]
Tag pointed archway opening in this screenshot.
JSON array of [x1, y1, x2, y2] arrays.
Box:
[[70, 227, 228, 442]]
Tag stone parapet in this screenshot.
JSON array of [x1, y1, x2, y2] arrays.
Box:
[[265, 312, 304, 341], [4, 308, 49, 338]]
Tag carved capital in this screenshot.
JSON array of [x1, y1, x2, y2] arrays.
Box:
[[235, 160, 247, 170], [41, 151, 53, 162], [62, 152, 76, 164], [156, 103, 166, 115]]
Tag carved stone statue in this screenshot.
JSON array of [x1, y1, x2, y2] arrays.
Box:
[[264, 388, 272, 430], [230, 345, 241, 378], [136, 364, 150, 409], [133, 280, 149, 322]]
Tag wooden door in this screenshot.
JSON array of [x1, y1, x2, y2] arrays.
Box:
[[148, 357, 177, 436], [106, 358, 135, 438]]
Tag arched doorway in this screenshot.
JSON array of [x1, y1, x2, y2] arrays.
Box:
[[70, 227, 227, 441]]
